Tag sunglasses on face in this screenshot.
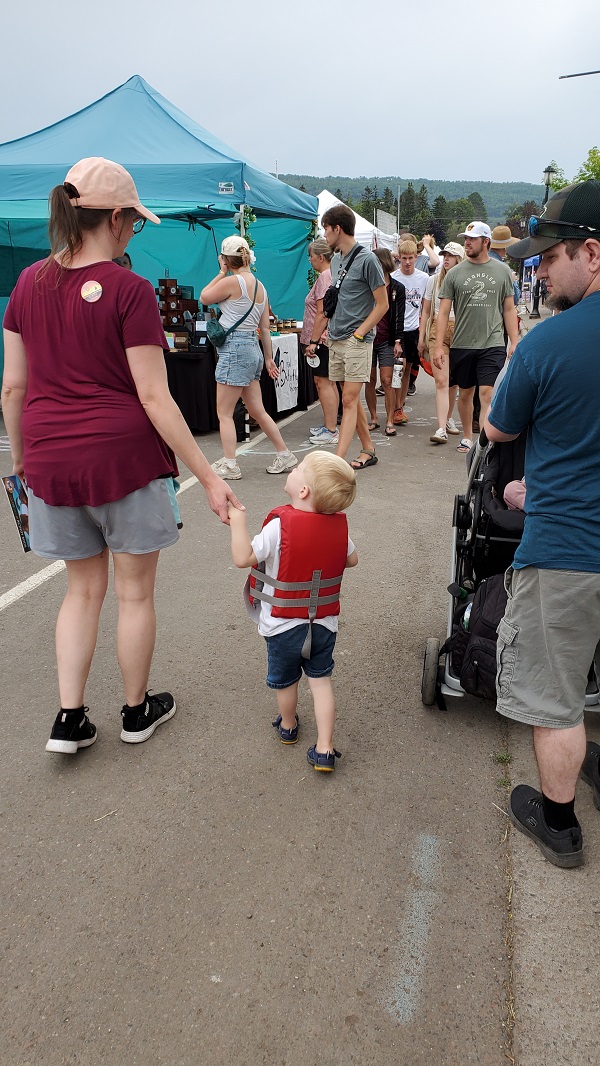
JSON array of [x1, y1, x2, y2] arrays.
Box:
[[132, 216, 146, 234], [528, 215, 600, 238]]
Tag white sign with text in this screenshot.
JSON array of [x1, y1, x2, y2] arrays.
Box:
[[272, 334, 299, 412]]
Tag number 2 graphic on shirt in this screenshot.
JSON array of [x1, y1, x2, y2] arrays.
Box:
[[470, 280, 487, 301]]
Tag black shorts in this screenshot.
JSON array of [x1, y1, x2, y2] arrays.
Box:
[[300, 341, 330, 378], [401, 329, 420, 365], [449, 346, 506, 389]]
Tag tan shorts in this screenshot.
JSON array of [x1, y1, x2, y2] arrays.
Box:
[[428, 318, 455, 361], [328, 335, 373, 383], [496, 566, 600, 729]]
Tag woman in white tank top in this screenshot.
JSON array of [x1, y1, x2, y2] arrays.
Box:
[[200, 236, 297, 480]]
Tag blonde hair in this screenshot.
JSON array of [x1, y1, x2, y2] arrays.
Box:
[[303, 451, 356, 514], [309, 237, 334, 262], [222, 246, 251, 269], [398, 240, 418, 256]]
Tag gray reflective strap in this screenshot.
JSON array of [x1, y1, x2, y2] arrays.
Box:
[[307, 570, 322, 624], [300, 624, 313, 660], [250, 590, 339, 608], [249, 567, 342, 593]]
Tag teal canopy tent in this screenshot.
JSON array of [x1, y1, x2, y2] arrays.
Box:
[[0, 75, 318, 375]]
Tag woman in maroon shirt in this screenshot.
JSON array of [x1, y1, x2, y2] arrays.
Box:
[[2, 157, 242, 756]]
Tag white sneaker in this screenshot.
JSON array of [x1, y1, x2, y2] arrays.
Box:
[[309, 427, 339, 445], [309, 425, 324, 435], [430, 428, 448, 445], [446, 418, 460, 435], [212, 457, 242, 480], [266, 452, 298, 474]]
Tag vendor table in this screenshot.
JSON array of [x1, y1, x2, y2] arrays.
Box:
[[165, 332, 317, 433], [164, 346, 219, 433]]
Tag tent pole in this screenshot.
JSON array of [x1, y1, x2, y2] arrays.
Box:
[[239, 208, 245, 237]]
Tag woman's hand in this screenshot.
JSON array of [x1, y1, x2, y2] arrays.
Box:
[[218, 255, 228, 275], [265, 357, 279, 380], [203, 473, 245, 524], [393, 339, 403, 357]]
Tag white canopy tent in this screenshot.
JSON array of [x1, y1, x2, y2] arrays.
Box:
[[317, 190, 398, 251]]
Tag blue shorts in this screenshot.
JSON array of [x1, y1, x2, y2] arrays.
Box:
[[215, 330, 263, 386], [265, 624, 336, 689]]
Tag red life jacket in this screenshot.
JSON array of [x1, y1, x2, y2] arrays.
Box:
[[248, 504, 348, 620]]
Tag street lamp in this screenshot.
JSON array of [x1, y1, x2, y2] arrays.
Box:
[[530, 165, 557, 317], [542, 163, 557, 205]]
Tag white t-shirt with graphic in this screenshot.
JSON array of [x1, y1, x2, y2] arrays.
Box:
[[391, 268, 429, 331]]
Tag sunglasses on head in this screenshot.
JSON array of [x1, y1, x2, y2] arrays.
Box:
[[528, 215, 600, 238]]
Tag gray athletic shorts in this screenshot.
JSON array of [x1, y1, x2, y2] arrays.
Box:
[[496, 566, 600, 729], [29, 479, 180, 561]]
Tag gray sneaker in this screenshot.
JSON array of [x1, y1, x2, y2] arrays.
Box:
[[212, 457, 242, 480], [266, 452, 298, 475]]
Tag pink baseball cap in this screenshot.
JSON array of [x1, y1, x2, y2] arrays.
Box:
[[64, 157, 160, 224]]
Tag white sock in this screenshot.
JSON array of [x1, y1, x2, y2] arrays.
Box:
[[277, 449, 291, 456], [224, 458, 236, 469]]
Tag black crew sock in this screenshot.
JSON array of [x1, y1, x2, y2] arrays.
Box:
[[60, 705, 85, 715], [542, 793, 577, 832], [125, 697, 147, 713]]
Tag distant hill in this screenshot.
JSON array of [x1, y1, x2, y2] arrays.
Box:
[[278, 174, 545, 222]]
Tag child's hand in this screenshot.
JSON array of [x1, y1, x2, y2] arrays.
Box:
[[228, 501, 246, 523]]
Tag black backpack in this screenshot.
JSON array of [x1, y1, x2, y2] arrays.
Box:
[[450, 573, 508, 701]]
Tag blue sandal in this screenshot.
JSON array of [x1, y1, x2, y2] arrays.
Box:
[[306, 745, 341, 772], [272, 714, 299, 744]]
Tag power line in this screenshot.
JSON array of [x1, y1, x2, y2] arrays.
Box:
[[559, 69, 600, 79]]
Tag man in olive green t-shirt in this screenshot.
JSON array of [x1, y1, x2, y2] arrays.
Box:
[[434, 221, 519, 449]]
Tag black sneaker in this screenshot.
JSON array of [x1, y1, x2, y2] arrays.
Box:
[[46, 708, 97, 754], [306, 745, 341, 773], [580, 741, 600, 811], [120, 691, 176, 744], [509, 784, 584, 868], [407, 382, 416, 396]]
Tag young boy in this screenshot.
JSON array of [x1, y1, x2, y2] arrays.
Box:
[[229, 451, 358, 772]]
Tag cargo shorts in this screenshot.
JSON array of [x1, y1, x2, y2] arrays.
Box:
[[328, 334, 372, 383], [496, 566, 600, 729]]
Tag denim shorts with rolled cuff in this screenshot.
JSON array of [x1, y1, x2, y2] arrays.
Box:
[[28, 478, 180, 560], [496, 565, 600, 729], [214, 329, 263, 386], [265, 623, 337, 689]]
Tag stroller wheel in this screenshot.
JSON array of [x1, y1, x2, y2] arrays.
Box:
[[421, 637, 441, 706]]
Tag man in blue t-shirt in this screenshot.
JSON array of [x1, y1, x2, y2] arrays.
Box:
[[484, 179, 600, 869]]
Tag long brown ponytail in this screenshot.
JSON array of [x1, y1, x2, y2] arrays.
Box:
[[37, 184, 134, 280]]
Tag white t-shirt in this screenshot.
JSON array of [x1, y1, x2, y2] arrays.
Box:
[[390, 268, 429, 330], [425, 273, 455, 320], [251, 516, 355, 637]]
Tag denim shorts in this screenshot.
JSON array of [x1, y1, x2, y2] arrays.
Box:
[[215, 330, 263, 386], [28, 479, 180, 560], [265, 623, 337, 689]]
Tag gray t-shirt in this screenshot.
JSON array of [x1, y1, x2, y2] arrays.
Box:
[[438, 257, 514, 350], [328, 246, 386, 342]]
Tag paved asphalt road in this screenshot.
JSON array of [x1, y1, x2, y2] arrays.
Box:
[[1, 354, 598, 1065]]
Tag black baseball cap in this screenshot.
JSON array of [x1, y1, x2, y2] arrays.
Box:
[[510, 179, 600, 259]]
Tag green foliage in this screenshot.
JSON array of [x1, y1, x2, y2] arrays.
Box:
[[574, 146, 600, 183], [468, 191, 487, 221], [548, 159, 569, 191], [279, 173, 546, 224]]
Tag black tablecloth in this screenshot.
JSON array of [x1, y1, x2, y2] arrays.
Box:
[[165, 347, 219, 433], [259, 336, 317, 420]]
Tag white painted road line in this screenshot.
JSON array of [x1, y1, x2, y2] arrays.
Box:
[[386, 833, 441, 1024], [0, 560, 66, 613]]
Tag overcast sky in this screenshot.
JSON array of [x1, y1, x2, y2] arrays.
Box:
[[1, 0, 598, 187]]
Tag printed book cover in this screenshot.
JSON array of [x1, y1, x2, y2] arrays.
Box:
[[2, 474, 31, 552]]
